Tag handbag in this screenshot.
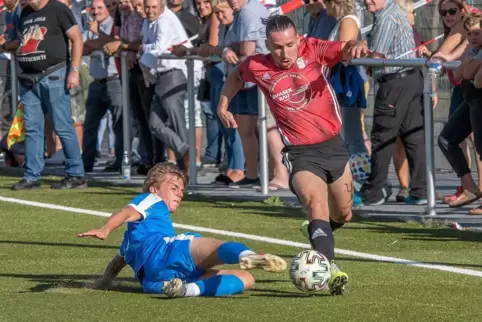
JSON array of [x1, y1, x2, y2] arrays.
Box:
[[197, 77, 211, 102]]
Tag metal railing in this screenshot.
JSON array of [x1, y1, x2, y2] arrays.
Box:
[[5, 51, 461, 216]]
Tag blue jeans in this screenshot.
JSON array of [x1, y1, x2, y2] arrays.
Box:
[[97, 109, 115, 151], [20, 66, 84, 181], [202, 66, 223, 163], [207, 65, 245, 171]]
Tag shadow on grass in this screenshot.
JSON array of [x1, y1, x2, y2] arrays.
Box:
[[0, 240, 119, 250], [0, 273, 143, 294]]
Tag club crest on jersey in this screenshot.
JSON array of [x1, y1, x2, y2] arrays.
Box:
[[269, 72, 312, 112], [296, 57, 306, 69]]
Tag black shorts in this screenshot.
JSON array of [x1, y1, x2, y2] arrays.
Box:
[[282, 134, 349, 195]]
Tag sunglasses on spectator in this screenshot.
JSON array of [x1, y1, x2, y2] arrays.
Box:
[[440, 8, 458, 16], [303, 0, 319, 4]]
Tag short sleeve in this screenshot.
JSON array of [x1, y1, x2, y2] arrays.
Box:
[[236, 10, 265, 42], [127, 193, 164, 220], [308, 38, 343, 67], [238, 57, 256, 83], [57, 3, 77, 33]]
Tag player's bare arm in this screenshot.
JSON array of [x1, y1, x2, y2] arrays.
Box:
[[217, 66, 246, 128], [340, 40, 369, 61], [77, 206, 142, 240], [92, 255, 127, 290]]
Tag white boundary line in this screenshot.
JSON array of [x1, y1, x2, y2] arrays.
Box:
[[1, 195, 481, 278]]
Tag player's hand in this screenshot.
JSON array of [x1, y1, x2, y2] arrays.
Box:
[[67, 71, 80, 89], [222, 47, 239, 64], [91, 278, 112, 290], [218, 110, 238, 128], [78, 228, 109, 240], [104, 40, 122, 56], [349, 42, 369, 59]]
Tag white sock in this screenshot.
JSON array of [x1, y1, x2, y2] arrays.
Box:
[[184, 283, 201, 297], [239, 250, 256, 261]]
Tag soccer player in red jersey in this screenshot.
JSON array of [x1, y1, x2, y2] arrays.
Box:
[[217, 15, 369, 295]]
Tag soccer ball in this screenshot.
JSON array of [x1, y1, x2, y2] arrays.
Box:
[[349, 152, 371, 182], [289, 250, 331, 292]]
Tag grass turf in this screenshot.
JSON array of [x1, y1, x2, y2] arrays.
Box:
[[0, 174, 481, 322]]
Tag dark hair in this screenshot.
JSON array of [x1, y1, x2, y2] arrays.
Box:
[[265, 15, 297, 36]]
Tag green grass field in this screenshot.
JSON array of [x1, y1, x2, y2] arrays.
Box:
[[0, 173, 481, 322]]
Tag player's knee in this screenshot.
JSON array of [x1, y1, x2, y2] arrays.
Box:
[[331, 205, 352, 223]]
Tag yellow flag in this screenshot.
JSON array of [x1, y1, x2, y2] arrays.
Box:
[[7, 102, 24, 149]]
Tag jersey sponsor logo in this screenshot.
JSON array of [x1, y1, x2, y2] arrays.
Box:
[[18, 24, 47, 55], [269, 72, 312, 112]]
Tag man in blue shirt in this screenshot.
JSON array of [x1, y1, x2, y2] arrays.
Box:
[[3, 0, 21, 44], [79, 162, 287, 297]]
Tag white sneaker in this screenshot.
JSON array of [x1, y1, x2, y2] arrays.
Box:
[[162, 278, 186, 298], [239, 253, 287, 272]]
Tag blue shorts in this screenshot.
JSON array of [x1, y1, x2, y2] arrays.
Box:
[[141, 233, 205, 292]]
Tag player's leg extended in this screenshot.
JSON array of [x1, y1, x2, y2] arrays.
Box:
[[325, 163, 353, 295], [292, 170, 349, 295], [188, 237, 286, 272], [160, 237, 285, 298], [161, 269, 255, 298]]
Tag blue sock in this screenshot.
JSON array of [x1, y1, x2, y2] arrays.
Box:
[[194, 275, 245, 296], [217, 242, 253, 264]]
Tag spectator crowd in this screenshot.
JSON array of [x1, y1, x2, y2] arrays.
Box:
[[0, 0, 481, 214]]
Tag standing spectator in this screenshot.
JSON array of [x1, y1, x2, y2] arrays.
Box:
[[111, 0, 165, 174], [356, 0, 427, 206], [419, 0, 479, 204], [167, 0, 204, 169], [82, 0, 124, 172], [12, 0, 86, 190], [304, 0, 337, 39], [105, 0, 192, 171], [175, 0, 246, 184], [0, 0, 21, 136], [221, 0, 269, 187]]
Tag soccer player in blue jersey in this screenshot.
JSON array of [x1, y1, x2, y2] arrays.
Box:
[[78, 162, 287, 297]]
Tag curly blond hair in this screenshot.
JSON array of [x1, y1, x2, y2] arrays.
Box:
[[142, 162, 189, 192], [331, 0, 355, 19], [463, 12, 482, 30]]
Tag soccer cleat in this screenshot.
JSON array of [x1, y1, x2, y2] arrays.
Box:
[[162, 278, 187, 298], [300, 220, 309, 240], [239, 253, 287, 272], [329, 261, 348, 296]]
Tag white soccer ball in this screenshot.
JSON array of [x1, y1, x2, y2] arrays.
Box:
[[289, 250, 331, 292]]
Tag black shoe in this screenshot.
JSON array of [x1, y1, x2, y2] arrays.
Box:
[[136, 164, 153, 176], [103, 163, 121, 173], [96, 151, 102, 159], [11, 179, 41, 191], [51, 176, 88, 189]]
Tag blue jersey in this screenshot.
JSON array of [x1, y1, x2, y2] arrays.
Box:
[[119, 193, 177, 276]]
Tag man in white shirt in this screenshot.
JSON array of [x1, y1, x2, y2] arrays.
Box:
[[82, 0, 124, 173], [106, 0, 191, 171]]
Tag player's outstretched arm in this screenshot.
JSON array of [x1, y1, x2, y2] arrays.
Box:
[[92, 255, 127, 290], [77, 207, 142, 240], [217, 66, 245, 129]]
